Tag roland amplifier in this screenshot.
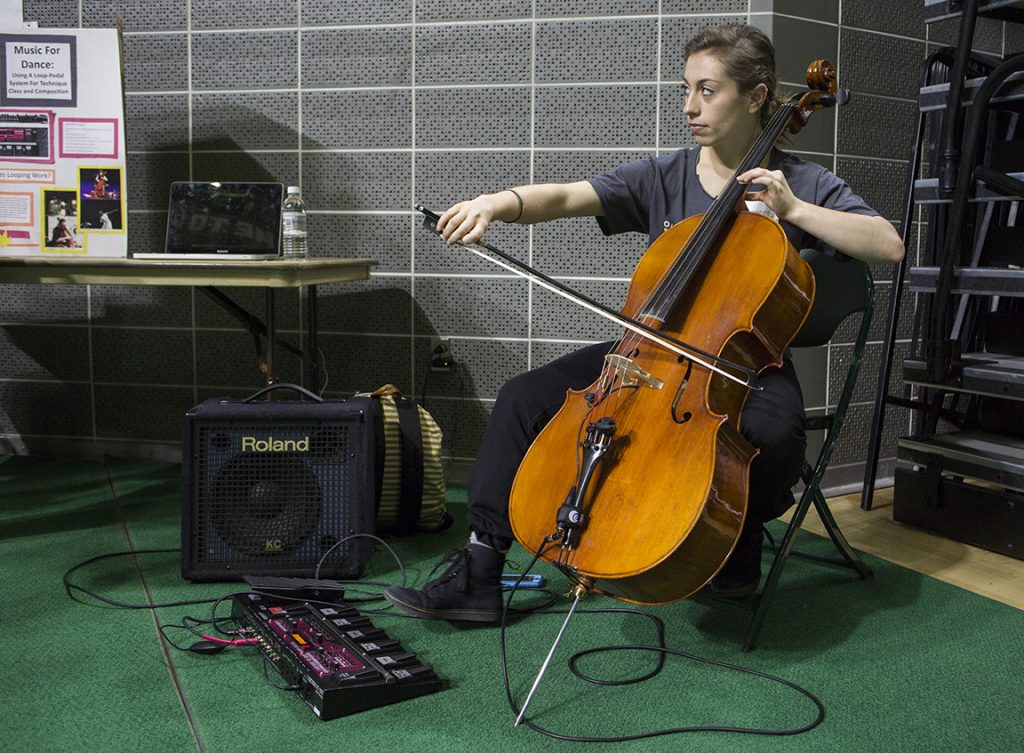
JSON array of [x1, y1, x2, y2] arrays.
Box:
[[182, 386, 376, 582]]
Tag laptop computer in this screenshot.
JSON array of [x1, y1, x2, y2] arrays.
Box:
[[134, 181, 284, 260]]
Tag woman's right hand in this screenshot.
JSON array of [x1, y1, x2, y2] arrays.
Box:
[[436, 196, 498, 246]]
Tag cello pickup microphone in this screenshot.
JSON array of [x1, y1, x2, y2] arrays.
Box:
[[555, 488, 587, 549], [556, 500, 586, 532], [557, 417, 616, 550], [556, 504, 586, 551]]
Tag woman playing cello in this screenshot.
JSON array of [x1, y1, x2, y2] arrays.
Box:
[[385, 24, 903, 621]]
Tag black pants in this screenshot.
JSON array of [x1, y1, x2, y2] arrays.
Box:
[[467, 342, 807, 558]]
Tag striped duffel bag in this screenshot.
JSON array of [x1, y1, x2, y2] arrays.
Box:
[[361, 384, 452, 534]]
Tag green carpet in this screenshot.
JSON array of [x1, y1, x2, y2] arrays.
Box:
[[2, 455, 1022, 752]]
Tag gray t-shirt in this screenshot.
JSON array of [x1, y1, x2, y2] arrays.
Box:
[[588, 146, 878, 253]]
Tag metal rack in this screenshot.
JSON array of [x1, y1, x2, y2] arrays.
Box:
[[862, 0, 1024, 560]]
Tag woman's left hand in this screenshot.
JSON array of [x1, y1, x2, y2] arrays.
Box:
[[736, 167, 802, 221]]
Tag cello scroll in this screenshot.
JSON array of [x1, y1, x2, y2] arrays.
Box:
[[786, 59, 850, 134]]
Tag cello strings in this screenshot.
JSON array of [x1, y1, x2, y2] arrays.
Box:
[[637, 102, 796, 324], [597, 102, 796, 412], [592, 102, 796, 429], [660, 102, 795, 313]]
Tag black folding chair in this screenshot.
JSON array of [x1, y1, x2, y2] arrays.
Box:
[[729, 248, 876, 651]]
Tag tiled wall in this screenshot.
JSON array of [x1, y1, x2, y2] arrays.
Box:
[[5, 1, 1020, 488]]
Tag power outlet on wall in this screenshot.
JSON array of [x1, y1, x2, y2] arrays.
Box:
[[430, 337, 453, 371]]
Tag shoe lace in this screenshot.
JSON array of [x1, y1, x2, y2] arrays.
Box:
[[424, 547, 472, 593]]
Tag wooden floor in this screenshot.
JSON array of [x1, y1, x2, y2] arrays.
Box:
[[808, 487, 1024, 611]]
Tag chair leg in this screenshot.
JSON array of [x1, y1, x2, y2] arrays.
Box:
[[742, 490, 816, 652], [743, 484, 875, 651], [811, 489, 873, 580]]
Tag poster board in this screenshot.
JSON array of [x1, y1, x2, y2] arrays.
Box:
[[0, 28, 127, 257]]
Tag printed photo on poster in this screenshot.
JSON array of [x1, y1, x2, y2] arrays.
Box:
[[78, 165, 122, 232], [0, 109, 54, 163], [79, 166, 119, 199], [79, 199, 120, 231], [41, 186, 83, 251]]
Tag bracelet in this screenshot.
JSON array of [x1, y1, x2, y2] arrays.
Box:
[[505, 188, 524, 223]]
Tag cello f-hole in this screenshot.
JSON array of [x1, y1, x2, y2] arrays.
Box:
[[671, 359, 694, 424]]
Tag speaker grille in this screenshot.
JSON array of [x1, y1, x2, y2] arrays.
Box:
[[189, 419, 372, 579], [209, 453, 321, 555]]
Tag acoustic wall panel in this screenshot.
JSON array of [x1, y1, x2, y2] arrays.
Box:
[[0, 285, 87, 324], [0, 326, 90, 382], [415, 87, 530, 148], [535, 19, 658, 83], [534, 85, 657, 147], [308, 214, 412, 273], [92, 328, 195, 385], [191, 0, 295, 29], [125, 153, 189, 210], [315, 277, 413, 336], [413, 337, 529, 400], [189, 152, 299, 189], [413, 277, 530, 339], [82, 0, 186, 31], [302, 152, 410, 210], [191, 31, 298, 91], [302, 27, 412, 88], [0, 382, 93, 437], [304, 0, 412, 25], [122, 33, 188, 91], [302, 90, 412, 150], [90, 285, 192, 328], [417, 0, 531, 23], [193, 92, 299, 150], [125, 94, 190, 152]]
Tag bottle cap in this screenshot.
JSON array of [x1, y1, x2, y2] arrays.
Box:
[[287, 186, 300, 194]]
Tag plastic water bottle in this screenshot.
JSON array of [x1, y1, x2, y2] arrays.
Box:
[[281, 185, 307, 258]]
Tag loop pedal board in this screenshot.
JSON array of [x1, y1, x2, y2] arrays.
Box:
[[232, 592, 446, 720]]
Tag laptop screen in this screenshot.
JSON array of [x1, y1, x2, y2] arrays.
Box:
[[163, 182, 284, 258]]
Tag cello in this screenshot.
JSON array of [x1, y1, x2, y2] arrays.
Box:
[[506, 61, 846, 606]]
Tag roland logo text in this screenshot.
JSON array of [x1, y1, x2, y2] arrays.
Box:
[[241, 436, 310, 452]]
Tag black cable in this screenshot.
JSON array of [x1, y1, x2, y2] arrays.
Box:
[[157, 616, 257, 654], [520, 641, 825, 742], [59, 541, 823, 741], [63, 549, 230, 610], [565, 607, 667, 686], [498, 540, 826, 742], [180, 614, 229, 639], [314, 532, 408, 585], [261, 653, 301, 692], [158, 622, 200, 652]]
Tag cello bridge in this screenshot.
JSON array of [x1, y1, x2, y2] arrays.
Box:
[[601, 353, 664, 391]]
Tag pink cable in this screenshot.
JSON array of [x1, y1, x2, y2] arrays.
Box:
[[200, 632, 258, 646]]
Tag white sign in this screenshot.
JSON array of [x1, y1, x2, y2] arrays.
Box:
[[2, 34, 75, 105]]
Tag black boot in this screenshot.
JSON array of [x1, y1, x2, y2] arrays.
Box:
[[384, 543, 505, 622]]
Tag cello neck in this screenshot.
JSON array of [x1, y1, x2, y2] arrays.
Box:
[[636, 100, 798, 323], [711, 101, 798, 217]]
